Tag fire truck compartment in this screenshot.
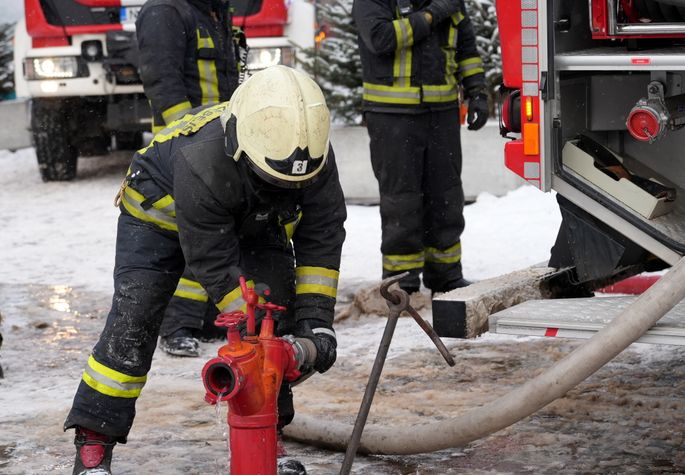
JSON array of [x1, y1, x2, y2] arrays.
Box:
[[554, 69, 685, 253]]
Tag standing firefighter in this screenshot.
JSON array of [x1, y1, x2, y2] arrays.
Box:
[[65, 66, 346, 475], [137, 0, 242, 356], [353, 0, 489, 294]]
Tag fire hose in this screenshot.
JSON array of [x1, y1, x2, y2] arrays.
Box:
[[284, 256, 685, 462]]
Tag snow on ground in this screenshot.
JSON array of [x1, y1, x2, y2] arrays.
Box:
[[1, 147, 684, 474], [0, 148, 561, 293]]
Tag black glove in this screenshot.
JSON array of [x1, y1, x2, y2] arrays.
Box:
[[467, 93, 489, 131], [424, 0, 460, 26], [295, 319, 337, 374]]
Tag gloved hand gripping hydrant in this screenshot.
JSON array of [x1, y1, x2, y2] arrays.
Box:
[[201, 276, 318, 475]]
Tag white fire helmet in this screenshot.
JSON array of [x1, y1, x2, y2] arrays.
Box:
[[220, 65, 331, 188]]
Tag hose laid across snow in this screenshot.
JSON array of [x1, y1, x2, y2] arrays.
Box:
[[284, 256, 685, 455]]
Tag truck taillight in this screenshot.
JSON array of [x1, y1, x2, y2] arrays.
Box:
[[499, 88, 521, 136]]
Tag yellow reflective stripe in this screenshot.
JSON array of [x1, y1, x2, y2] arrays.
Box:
[[296, 266, 340, 279], [296, 284, 337, 298], [197, 29, 215, 49], [152, 124, 165, 134], [162, 101, 192, 124], [392, 19, 413, 88], [216, 280, 255, 312], [422, 84, 459, 102], [151, 194, 176, 217], [458, 57, 485, 79], [425, 241, 462, 264], [197, 29, 219, 105], [121, 186, 178, 232], [295, 266, 339, 298], [383, 252, 424, 271], [443, 19, 459, 85], [199, 59, 219, 104], [82, 355, 146, 399], [392, 18, 413, 49], [174, 278, 209, 302], [140, 103, 228, 154], [363, 82, 421, 105], [282, 210, 303, 242]]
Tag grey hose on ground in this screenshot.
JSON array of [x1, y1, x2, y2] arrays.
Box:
[[284, 256, 685, 455]]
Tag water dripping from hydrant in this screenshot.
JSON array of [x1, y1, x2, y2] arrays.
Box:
[[213, 394, 230, 473]]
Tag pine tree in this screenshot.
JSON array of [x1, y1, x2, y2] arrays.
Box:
[[466, 0, 501, 100], [301, 0, 500, 123], [0, 23, 15, 98], [300, 0, 363, 125]]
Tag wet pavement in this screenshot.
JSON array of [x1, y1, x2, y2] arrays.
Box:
[[1, 283, 684, 474]]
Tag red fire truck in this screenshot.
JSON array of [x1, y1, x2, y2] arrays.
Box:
[[13, 0, 315, 181], [492, 0, 685, 342], [435, 0, 685, 344]]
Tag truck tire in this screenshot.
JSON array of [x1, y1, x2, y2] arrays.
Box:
[[31, 99, 78, 182]]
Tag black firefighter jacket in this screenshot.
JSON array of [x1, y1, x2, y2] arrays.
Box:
[[119, 104, 347, 325], [137, 0, 239, 132], [353, 0, 485, 113]]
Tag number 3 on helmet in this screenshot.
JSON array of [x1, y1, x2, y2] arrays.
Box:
[[221, 65, 331, 189]]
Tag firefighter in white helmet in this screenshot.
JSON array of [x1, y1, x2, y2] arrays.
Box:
[[64, 66, 346, 475]]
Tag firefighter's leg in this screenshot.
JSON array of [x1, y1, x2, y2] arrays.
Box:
[[161, 269, 210, 337], [422, 109, 466, 292], [159, 269, 217, 356], [64, 213, 185, 441], [240, 244, 297, 427], [366, 111, 427, 292]]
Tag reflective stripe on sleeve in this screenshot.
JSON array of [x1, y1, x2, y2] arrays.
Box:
[[382, 252, 424, 272], [162, 101, 192, 124], [282, 209, 303, 242], [458, 57, 485, 80], [173, 278, 209, 302], [216, 280, 255, 313], [295, 266, 339, 299], [392, 18, 414, 49], [392, 19, 413, 89], [82, 355, 146, 399], [425, 241, 462, 264], [120, 186, 178, 232], [151, 194, 176, 217]]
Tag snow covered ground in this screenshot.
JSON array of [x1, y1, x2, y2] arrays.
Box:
[[1, 148, 684, 474]]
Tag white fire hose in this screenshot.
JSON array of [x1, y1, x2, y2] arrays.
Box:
[[284, 256, 685, 455]]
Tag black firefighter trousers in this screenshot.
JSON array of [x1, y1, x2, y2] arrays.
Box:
[[366, 108, 466, 292], [64, 212, 296, 441]]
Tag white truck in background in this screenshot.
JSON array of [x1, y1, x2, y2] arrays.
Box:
[[10, 0, 315, 181]]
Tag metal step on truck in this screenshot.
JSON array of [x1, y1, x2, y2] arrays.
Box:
[[433, 0, 685, 346], [10, 0, 314, 181]]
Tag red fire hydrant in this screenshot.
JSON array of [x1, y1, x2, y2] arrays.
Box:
[[202, 277, 301, 475]]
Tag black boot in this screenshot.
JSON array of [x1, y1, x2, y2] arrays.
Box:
[[278, 458, 307, 475], [277, 430, 307, 475], [73, 427, 115, 475], [431, 278, 472, 298], [160, 327, 200, 357]]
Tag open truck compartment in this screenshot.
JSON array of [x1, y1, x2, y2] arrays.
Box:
[[550, 0, 685, 256], [435, 0, 685, 341]]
